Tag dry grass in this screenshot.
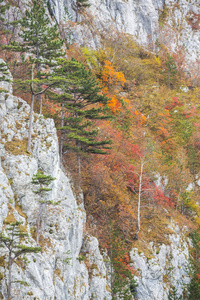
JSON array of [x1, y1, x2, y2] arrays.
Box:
[[132, 206, 193, 257], [4, 138, 28, 155], [15, 203, 27, 221], [4, 205, 17, 224], [39, 234, 53, 251], [15, 121, 22, 130], [54, 269, 63, 281], [0, 256, 6, 267]]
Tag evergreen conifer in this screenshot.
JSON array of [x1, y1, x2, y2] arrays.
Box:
[[4, 0, 64, 152], [32, 171, 55, 245], [50, 58, 112, 164], [0, 221, 41, 299], [0, 0, 10, 33]]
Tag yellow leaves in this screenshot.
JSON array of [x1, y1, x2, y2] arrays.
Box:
[[123, 98, 130, 104], [154, 56, 162, 67], [81, 46, 98, 68], [196, 216, 200, 227]]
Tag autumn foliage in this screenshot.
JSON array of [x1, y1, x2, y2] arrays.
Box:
[[2, 9, 200, 295]]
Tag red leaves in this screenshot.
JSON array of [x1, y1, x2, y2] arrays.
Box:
[[165, 97, 183, 111], [152, 185, 175, 207], [183, 105, 197, 119]]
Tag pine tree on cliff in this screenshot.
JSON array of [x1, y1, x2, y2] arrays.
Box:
[[0, 0, 10, 33], [17, 0, 64, 113], [4, 0, 64, 152], [0, 61, 11, 93], [0, 221, 41, 299], [73, 0, 91, 22], [32, 171, 55, 245], [49, 58, 112, 165]]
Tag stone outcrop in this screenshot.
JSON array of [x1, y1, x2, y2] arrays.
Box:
[[0, 62, 192, 299], [0, 62, 111, 300], [51, 0, 200, 63], [130, 223, 191, 300]]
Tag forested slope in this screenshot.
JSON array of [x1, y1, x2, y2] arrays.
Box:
[[0, 0, 200, 299]]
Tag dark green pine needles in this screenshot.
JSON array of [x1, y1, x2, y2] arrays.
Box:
[[49, 58, 112, 159]]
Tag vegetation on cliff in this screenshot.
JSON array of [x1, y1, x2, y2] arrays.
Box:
[[1, 0, 200, 298]]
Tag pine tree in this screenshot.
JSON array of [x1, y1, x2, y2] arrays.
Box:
[[107, 223, 137, 300], [0, 60, 11, 93], [186, 231, 200, 299], [0, 0, 10, 34], [4, 0, 64, 152], [32, 171, 55, 245], [73, 0, 91, 22], [164, 53, 178, 89], [17, 0, 64, 113], [0, 221, 41, 299], [50, 58, 112, 165]]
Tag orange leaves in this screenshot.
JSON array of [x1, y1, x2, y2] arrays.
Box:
[[157, 126, 170, 139], [107, 95, 121, 113], [101, 60, 126, 86], [98, 61, 128, 114], [44, 99, 62, 115], [134, 110, 147, 124], [155, 109, 173, 147]]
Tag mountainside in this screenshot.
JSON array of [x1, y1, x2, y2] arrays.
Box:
[[0, 61, 111, 300], [51, 0, 200, 63], [0, 62, 194, 300], [1, 0, 200, 299]]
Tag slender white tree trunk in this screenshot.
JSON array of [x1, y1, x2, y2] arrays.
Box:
[[60, 100, 65, 166], [27, 94, 35, 152], [135, 158, 144, 240], [27, 65, 35, 153], [8, 251, 12, 299], [39, 94, 42, 115], [36, 203, 42, 246]]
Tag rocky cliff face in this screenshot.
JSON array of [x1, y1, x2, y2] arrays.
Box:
[[0, 61, 111, 300], [0, 62, 193, 299], [131, 223, 191, 300], [51, 0, 200, 63]]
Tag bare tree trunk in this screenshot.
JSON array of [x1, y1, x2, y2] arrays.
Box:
[[135, 158, 144, 240], [168, 70, 170, 89], [110, 243, 114, 298], [39, 94, 42, 115], [7, 251, 12, 300], [36, 41, 43, 114], [36, 203, 42, 246], [76, 5, 79, 22], [60, 100, 65, 165], [27, 65, 35, 153], [27, 93, 35, 153], [77, 152, 81, 174]]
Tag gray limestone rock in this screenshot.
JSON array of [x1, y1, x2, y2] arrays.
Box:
[[51, 0, 200, 65], [0, 63, 111, 300], [130, 223, 190, 300]]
